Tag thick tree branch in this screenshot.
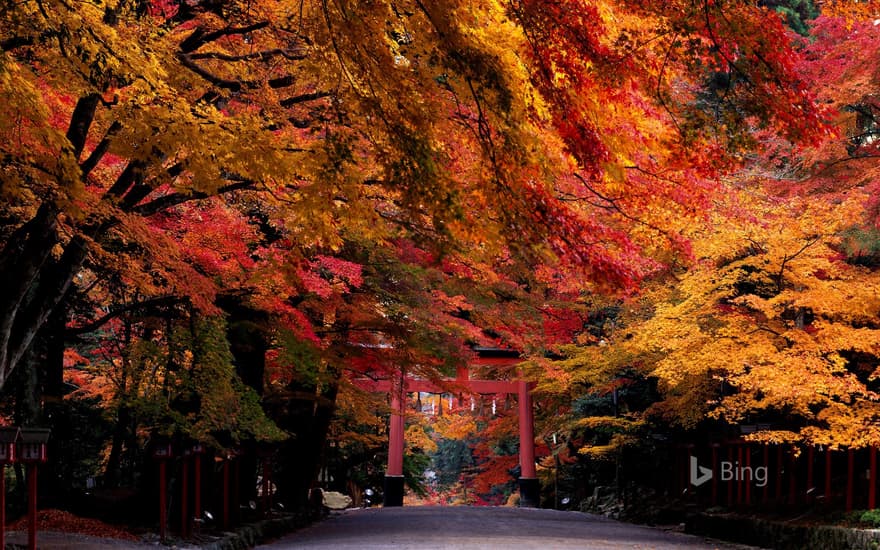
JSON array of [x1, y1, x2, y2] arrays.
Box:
[[0, 35, 34, 51], [280, 91, 332, 108], [66, 94, 102, 159], [129, 179, 256, 216], [118, 163, 184, 211], [179, 22, 270, 53], [105, 160, 146, 200], [80, 121, 122, 178], [188, 48, 306, 62], [67, 296, 184, 335], [177, 53, 244, 91], [269, 75, 296, 89]]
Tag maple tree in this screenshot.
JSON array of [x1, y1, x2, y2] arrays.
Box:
[[538, 3, 880, 468]]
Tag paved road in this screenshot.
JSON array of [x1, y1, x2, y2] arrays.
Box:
[[257, 506, 766, 550]]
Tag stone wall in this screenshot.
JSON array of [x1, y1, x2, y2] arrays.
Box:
[[686, 513, 880, 550], [198, 513, 313, 550]]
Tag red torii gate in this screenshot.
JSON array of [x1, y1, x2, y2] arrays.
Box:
[[355, 348, 538, 507]]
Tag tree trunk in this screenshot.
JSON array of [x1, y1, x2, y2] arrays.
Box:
[[0, 230, 90, 392], [0, 203, 62, 389], [274, 379, 339, 511], [0, 91, 106, 390], [221, 298, 269, 506], [103, 317, 135, 489], [43, 305, 67, 401], [104, 405, 133, 489], [13, 337, 42, 428]]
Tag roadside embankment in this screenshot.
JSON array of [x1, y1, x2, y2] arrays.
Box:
[[686, 513, 880, 550]]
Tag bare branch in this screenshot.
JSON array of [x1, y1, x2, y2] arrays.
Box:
[[776, 236, 822, 292], [571, 172, 675, 243], [269, 75, 297, 89]]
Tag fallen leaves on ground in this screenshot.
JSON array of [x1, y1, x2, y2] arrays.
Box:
[[7, 509, 140, 540]]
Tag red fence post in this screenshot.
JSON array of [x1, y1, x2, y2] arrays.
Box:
[[150, 441, 172, 542], [871, 447, 877, 510], [745, 444, 752, 505], [737, 444, 744, 506], [17, 428, 49, 550], [0, 466, 5, 550], [727, 445, 735, 506], [675, 444, 690, 496], [806, 446, 815, 503], [775, 445, 783, 503], [384, 375, 406, 507], [222, 459, 230, 530], [159, 460, 167, 543], [181, 453, 189, 538], [763, 445, 770, 504], [0, 427, 17, 550], [233, 456, 241, 526], [847, 448, 855, 512], [27, 464, 37, 550], [825, 448, 833, 506], [193, 446, 202, 527], [711, 444, 719, 505]]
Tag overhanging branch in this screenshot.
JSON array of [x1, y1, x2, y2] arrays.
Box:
[[188, 48, 306, 62], [280, 91, 332, 108], [130, 179, 256, 216], [179, 22, 270, 53], [67, 296, 185, 335]]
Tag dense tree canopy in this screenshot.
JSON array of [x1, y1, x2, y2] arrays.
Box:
[[3, 0, 879, 514], [537, 2, 880, 462]]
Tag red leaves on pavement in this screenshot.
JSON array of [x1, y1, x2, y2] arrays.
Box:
[[7, 509, 140, 541]]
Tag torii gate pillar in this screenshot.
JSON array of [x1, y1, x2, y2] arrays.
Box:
[[384, 377, 406, 507], [518, 379, 539, 507]]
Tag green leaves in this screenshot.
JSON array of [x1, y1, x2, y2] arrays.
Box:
[[124, 315, 285, 449]]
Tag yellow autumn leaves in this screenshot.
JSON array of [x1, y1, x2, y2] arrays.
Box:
[[555, 177, 880, 448]]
